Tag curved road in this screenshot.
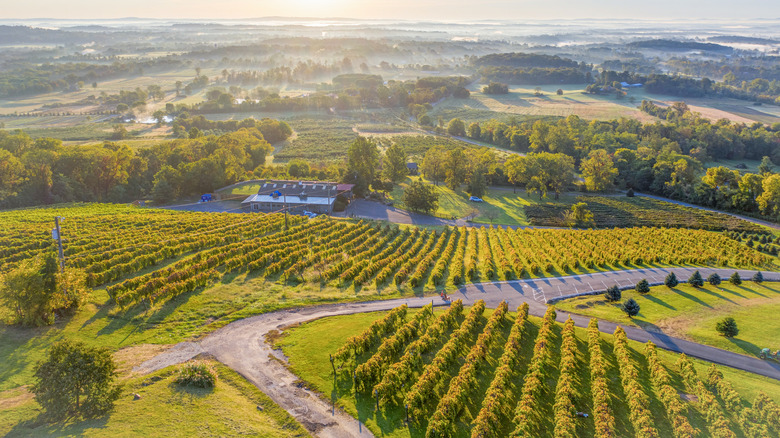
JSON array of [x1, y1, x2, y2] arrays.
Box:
[[135, 267, 780, 438]]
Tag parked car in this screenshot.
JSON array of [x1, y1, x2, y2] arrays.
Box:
[[303, 211, 317, 218], [469, 196, 483, 202]]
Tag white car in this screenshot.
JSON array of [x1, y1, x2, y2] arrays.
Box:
[[469, 196, 484, 202], [303, 211, 317, 218]]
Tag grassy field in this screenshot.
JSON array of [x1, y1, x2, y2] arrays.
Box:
[[388, 179, 768, 232], [277, 305, 780, 438], [555, 281, 780, 357], [0, 360, 309, 437], [430, 83, 780, 125], [388, 177, 571, 225]]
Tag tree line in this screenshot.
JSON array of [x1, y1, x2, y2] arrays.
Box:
[[0, 118, 293, 208]]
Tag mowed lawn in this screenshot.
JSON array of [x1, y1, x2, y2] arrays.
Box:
[[556, 281, 780, 357], [389, 177, 579, 225], [0, 361, 308, 437]]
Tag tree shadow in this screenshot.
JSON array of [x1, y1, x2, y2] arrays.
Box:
[[670, 287, 712, 309], [170, 380, 213, 399], [725, 336, 763, 357], [694, 287, 736, 304], [6, 410, 110, 437], [642, 294, 677, 311]]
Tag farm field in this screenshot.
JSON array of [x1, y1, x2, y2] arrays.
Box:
[[277, 303, 780, 438], [430, 83, 780, 125], [0, 359, 308, 438], [555, 282, 780, 358]]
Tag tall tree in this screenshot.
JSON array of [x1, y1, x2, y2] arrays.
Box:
[[421, 146, 445, 185], [382, 143, 408, 183], [581, 149, 617, 191], [758, 156, 774, 175], [444, 148, 469, 189], [32, 340, 122, 420], [447, 118, 466, 137], [345, 136, 379, 196], [403, 180, 439, 214]]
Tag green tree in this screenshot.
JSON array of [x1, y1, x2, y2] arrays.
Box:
[[758, 156, 774, 175], [110, 125, 128, 140], [581, 149, 617, 191], [0, 251, 85, 327], [752, 271, 764, 283], [564, 202, 595, 227], [152, 110, 166, 127], [505, 153, 575, 199], [708, 273, 722, 286], [382, 143, 408, 183], [622, 298, 640, 317], [688, 270, 704, 287], [446, 118, 466, 137], [467, 168, 487, 198], [421, 146, 445, 185], [444, 148, 469, 189], [715, 317, 739, 338], [32, 340, 121, 421], [729, 272, 742, 285], [604, 285, 621, 302], [0, 149, 25, 201], [403, 180, 439, 214], [151, 165, 180, 204], [635, 278, 650, 294], [467, 122, 481, 139], [664, 272, 678, 287], [345, 136, 379, 197]]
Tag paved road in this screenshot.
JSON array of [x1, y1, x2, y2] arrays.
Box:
[[135, 266, 780, 438]]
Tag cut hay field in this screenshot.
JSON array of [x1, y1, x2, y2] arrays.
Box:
[[432, 83, 780, 125]]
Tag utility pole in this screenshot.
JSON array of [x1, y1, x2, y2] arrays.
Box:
[[283, 193, 288, 229], [53, 216, 65, 273]]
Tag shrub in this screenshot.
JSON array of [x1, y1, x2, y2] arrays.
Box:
[[730, 272, 742, 285], [708, 273, 721, 286], [626, 188, 634, 197], [664, 272, 678, 288], [715, 317, 739, 338], [622, 298, 640, 317], [175, 361, 217, 388], [635, 278, 650, 294], [752, 271, 764, 283], [688, 270, 704, 287], [604, 285, 621, 302]]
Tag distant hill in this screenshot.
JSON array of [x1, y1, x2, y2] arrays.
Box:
[[474, 52, 580, 69], [627, 39, 733, 53], [708, 35, 779, 45]]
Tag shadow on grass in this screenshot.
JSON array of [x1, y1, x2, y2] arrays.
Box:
[[726, 336, 763, 358], [694, 286, 736, 304], [643, 294, 677, 311], [6, 410, 109, 438], [670, 287, 713, 309]]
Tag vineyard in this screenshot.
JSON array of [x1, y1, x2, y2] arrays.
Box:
[[0, 204, 774, 312], [279, 304, 780, 438], [525, 195, 768, 233]]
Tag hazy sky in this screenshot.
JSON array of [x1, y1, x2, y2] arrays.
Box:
[[4, 0, 780, 21]]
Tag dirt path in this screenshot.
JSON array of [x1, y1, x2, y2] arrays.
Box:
[[135, 267, 780, 437]]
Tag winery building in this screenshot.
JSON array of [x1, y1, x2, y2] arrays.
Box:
[[241, 180, 353, 214]]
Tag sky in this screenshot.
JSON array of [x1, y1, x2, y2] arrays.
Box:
[[3, 0, 780, 21]]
